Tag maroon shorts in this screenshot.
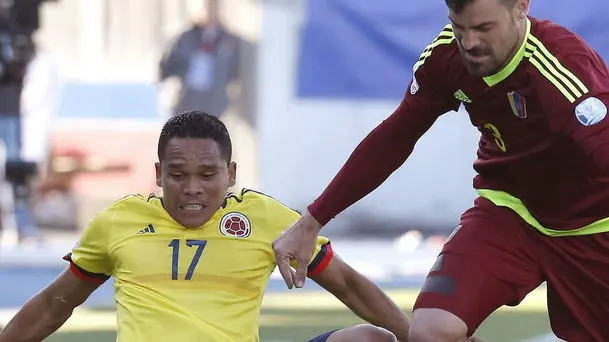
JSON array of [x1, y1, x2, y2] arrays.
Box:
[[414, 197, 609, 341]]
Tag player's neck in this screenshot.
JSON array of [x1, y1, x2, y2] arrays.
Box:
[[514, 18, 528, 54], [496, 18, 528, 74]]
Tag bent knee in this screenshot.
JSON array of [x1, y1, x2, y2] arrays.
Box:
[[409, 308, 469, 342], [354, 325, 396, 342], [329, 324, 396, 342]]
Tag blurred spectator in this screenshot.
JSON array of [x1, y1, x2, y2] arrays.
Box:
[[0, 139, 5, 242], [22, 43, 63, 233], [20, 43, 60, 168], [0, 86, 21, 160], [0, 38, 39, 245], [0, 0, 59, 245], [159, 0, 240, 118]]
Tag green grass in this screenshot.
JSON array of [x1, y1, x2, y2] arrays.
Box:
[[43, 308, 552, 342]]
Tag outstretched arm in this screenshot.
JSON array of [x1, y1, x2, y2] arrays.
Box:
[[273, 31, 459, 288], [309, 255, 410, 342], [273, 102, 442, 288], [0, 268, 101, 342], [308, 100, 438, 226]]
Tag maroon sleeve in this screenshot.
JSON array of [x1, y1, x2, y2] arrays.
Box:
[[541, 37, 609, 173], [308, 43, 460, 225]]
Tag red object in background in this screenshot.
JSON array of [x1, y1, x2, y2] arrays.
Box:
[[48, 127, 160, 198]]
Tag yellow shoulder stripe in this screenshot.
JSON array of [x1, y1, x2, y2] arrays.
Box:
[[413, 24, 455, 71], [114, 194, 143, 205], [524, 35, 589, 103]]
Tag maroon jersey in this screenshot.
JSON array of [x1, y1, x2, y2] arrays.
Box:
[[405, 17, 609, 230], [308, 17, 609, 231]]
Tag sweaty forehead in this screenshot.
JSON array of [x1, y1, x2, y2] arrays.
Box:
[[163, 138, 224, 165]]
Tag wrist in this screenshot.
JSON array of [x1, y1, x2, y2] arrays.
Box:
[[306, 202, 333, 226], [302, 211, 323, 232]]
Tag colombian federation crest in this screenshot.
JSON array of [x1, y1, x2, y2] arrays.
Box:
[[219, 212, 251, 238], [507, 91, 527, 119]]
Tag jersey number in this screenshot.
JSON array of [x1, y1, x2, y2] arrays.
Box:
[[168, 239, 207, 280], [483, 123, 507, 152]]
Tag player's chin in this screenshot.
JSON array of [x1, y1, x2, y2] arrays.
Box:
[[465, 62, 490, 77], [176, 210, 213, 228], [179, 217, 210, 229]]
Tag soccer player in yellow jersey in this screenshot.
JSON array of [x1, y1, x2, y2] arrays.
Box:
[[0, 110, 410, 342]]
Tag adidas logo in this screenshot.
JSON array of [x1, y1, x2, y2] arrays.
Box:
[[454, 90, 471, 103], [137, 224, 156, 234]]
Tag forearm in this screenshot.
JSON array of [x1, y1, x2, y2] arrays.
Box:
[[338, 279, 409, 341], [308, 102, 436, 225], [0, 294, 74, 342]]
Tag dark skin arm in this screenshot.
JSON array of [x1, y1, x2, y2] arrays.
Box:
[[0, 268, 101, 342], [309, 256, 410, 342]]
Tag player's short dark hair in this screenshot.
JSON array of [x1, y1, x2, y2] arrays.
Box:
[[445, 0, 517, 14], [157, 110, 232, 163]]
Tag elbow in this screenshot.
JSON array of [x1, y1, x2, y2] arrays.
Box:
[[0, 294, 73, 342], [49, 294, 77, 319], [39, 293, 76, 330]]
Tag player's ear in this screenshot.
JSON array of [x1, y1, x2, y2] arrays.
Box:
[[155, 162, 162, 188], [514, 0, 529, 19], [228, 161, 237, 187]]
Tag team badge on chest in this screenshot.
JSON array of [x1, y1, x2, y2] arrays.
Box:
[[220, 212, 252, 238], [507, 91, 527, 119]]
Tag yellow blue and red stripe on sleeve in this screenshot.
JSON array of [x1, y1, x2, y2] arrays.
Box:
[[63, 253, 110, 284], [307, 242, 334, 276]]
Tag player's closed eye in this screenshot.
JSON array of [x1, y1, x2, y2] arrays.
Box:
[[170, 173, 184, 180], [475, 24, 492, 32], [451, 21, 492, 34], [201, 172, 217, 178]]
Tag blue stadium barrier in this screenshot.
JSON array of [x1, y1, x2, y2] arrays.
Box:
[[297, 0, 609, 99]]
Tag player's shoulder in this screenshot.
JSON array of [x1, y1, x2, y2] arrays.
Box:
[[107, 193, 156, 210], [224, 188, 301, 216], [410, 23, 462, 95], [525, 17, 604, 105], [413, 23, 460, 72], [93, 193, 160, 224], [528, 17, 595, 59]]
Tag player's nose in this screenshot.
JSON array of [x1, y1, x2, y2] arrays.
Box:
[[183, 178, 204, 196], [459, 33, 481, 52]]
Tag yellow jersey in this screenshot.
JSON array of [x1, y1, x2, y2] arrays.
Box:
[[63, 188, 333, 342]]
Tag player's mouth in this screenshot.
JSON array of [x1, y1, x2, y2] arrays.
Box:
[[463, 51, 489, 63], [180, 203, 206, 213]]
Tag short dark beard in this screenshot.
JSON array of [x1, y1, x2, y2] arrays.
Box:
[[487, 16, 527, 76]]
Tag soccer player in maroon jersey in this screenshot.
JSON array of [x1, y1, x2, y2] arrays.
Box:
[[273, 0, 609, 341]]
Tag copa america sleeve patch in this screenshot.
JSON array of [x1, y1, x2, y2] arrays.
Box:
[[575, 97, 607, 126], [410, 74, 419, 95]]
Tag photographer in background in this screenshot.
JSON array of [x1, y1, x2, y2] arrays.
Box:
[[0, 0, 56, 245], [0, 0, 31, 160]]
